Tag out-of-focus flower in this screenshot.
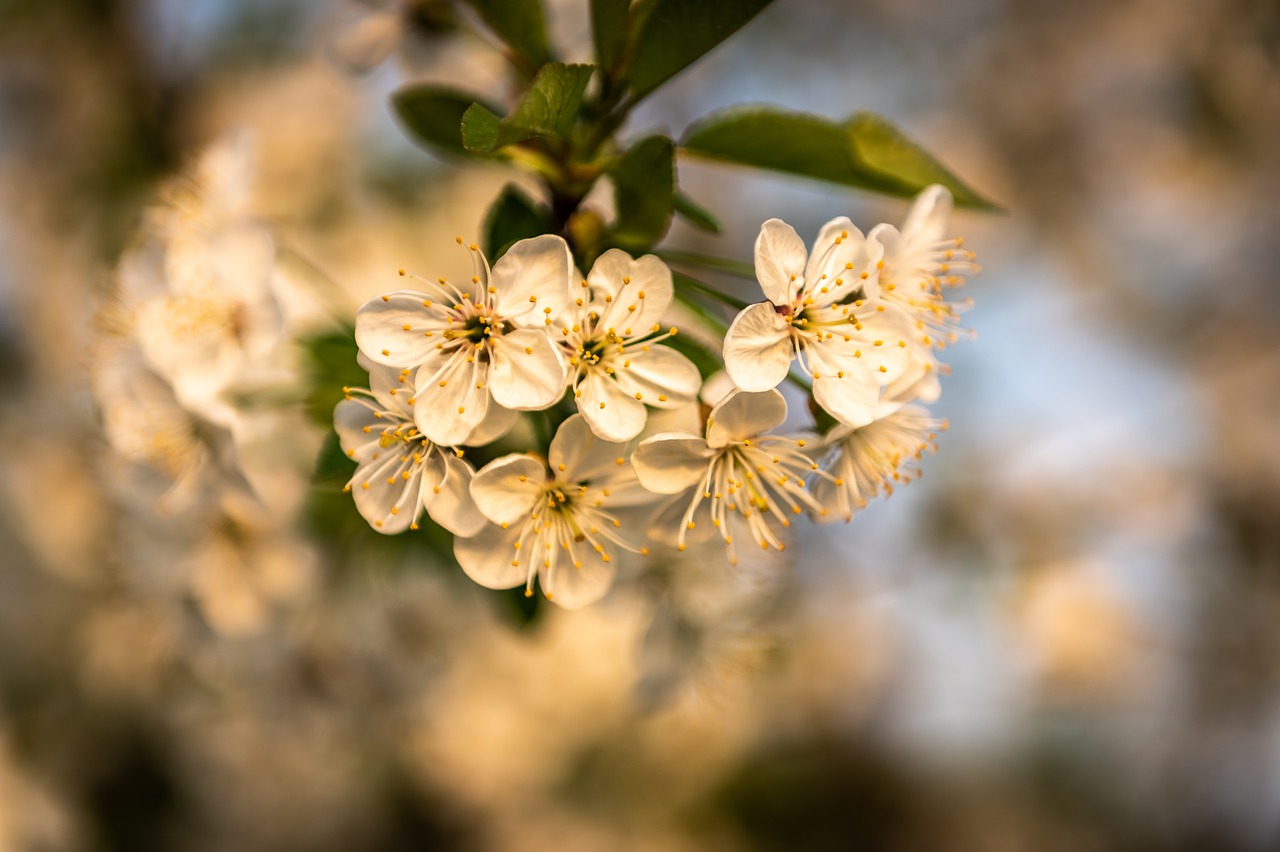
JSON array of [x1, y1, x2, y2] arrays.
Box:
[[90, 331, 220, 514], [866, 185, 979, 351], [334, 360, 486, 536], [1013, 560, 1148, 698], [328, 0, 459, 75], [724, 217, 921, 428], [455, 414, 654, 608], [189, 527, 317, 636], [120, 135, 285, 428], [355, 236, 572, 446], [561, 249, 701, 441], [633, 389, 825, 563], [813, 405, 945, 522]]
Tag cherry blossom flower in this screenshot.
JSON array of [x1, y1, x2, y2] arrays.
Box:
[[121, 136, 284, 427], [335, 361, 486, 536], [90, 332, 220, 514], [812, 405, 945, 522], [559, 249, 701, 441], [354, 236, 572, 446], [632, 388, 830, 565], [454, 414, 654, 608], [865, 184, 980, 351], [723, 217, 923, 428], [328, 0, 457, 75]]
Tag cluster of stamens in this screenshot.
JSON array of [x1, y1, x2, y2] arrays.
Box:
[[505, 477, 639, 600], [675, 437, 834, 566]]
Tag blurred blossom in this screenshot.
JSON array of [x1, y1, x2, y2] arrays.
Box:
[[328, 0, 461, 76], [1, 0, 1279, 848], [1012, 559, 1150, 699]]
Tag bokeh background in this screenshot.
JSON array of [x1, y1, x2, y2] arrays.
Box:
[[3, 0, 1280, 849]]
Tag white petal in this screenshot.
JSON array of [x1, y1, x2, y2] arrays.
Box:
[[810, 476, 854, 524], [490, 235, 572, 327], [549, 412, 628, 483], [723, 301, 792, 392], [333, 398, 386, 464], [591, 252, 673, 334], [425, 453, 487, 537], [632, 434, 713, 494], [879, 354, 941, 416], [862, 224, 900, 299], [540, 557, 615, 610], [809, 352, 881, 428], [412, 349, 489, 445], [615, 345, 701, 407], [469, 454, 545, 525], [350, 452, 422, 534], [646, 490, 717, 547], [706, 388, 787, 448], [328, 10, 403, 74], [355, 290, 450, 368], [367, 361, 416, 418], [489, 329, 567, 410], [578, 371, 647, 443], [454, 524, 525, 590], [462, 401, 519, 446], [699, 370, 736, 407], [754, 218, 808, 305], [639, 400, 702, 441], [584, 248, 634, 301], [902, 184, 953, 247], [803, 217, 873, 307]]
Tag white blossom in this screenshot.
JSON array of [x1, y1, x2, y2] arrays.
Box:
[[559, 249, 701, 442], [91, 332, 219, 513], [865, 184, 980, 351], [335, 361, 486, 536], [812, 405, 945, 522], [354, 236, 571, 446], [723, 217, 924, 428], [632, 388, 830, 565], [454, 414, 654, 608], [120, 135, 284, 428]]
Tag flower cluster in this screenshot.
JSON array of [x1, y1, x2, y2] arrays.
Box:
[[91, 135, 321, 634], [340, 185, 976, 606]]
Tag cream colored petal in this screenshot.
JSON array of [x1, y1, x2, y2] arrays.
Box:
[[454, 523, 525, 590], [425, 453, 487, 537], [578, 371, 648, 443], [411, 349, 489, 445], [488, 329, 567, 410], [632, 434, 713, 494], [549, 412, 628, 483], [723, 301, 792, 392], [355, 290, 452, 368], [754, 218, 808, 305], [706, 388, 787, 448], [469, 454, 545, 525], [490, 235, 572, 327]]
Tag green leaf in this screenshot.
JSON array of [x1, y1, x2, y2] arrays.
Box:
[[461, 0, 551, 67], [629, 0, 775, 98], [392, 85, 497, 156], [483, 184, 554, 259], [509, 62, 594, 138], [681, 106, 998, 209], [673, 190, 720, 233], [462, 63, 596, 154], [610, 135, 675, 248], [461, 103, 506, 153], [591, 0, 630, 70], [301, 327, 368, 428], [846, 112, 995, 210]]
